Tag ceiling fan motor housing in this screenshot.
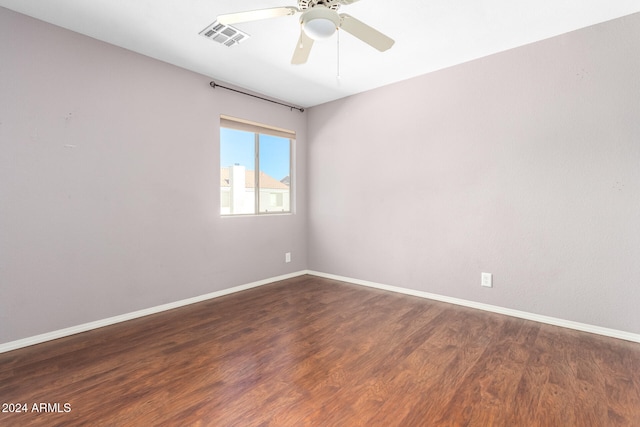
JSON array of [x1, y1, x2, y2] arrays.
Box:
[[299, 0, 341, 11]]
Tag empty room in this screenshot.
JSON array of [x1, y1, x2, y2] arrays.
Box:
[[1, 1, 639, 425]]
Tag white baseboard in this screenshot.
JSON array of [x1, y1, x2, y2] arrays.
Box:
[[0, 271, 307, 354], [3, 269, 638, 354], [306, 270, 640, 344]]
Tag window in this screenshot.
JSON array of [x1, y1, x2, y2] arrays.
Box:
[[220, 115, 294, 215]]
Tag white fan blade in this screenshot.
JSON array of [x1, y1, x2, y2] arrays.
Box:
[[337, 0, 362, 5], [338, 14, 394, 52], [217, 7, 298, 25], [291, 30, 314, 64]]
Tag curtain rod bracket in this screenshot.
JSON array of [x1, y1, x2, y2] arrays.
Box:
[[210, 81, 304, 113]]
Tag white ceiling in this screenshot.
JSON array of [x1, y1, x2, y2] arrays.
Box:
[[1, 0, 639, 108]]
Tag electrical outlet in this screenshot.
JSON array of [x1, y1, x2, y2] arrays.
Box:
[[481, 272, 493, 288], [285, 252, 291, 263]]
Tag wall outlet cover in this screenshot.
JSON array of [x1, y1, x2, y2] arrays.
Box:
[[481, 272, 493, 288]]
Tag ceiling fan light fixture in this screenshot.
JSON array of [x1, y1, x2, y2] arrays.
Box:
[[301, 7, 340, 40]]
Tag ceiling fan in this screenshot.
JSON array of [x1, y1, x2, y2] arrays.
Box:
[[216, 0, 395, 64]]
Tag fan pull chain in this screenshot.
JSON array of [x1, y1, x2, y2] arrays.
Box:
[[336, 29, 341, 81]]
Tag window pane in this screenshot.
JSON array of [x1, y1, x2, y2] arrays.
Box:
[[220, 128, 255, 215], [259, 134, 291, 213]]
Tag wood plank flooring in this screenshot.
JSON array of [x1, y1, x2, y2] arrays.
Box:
[[1, 275, 639, 426]]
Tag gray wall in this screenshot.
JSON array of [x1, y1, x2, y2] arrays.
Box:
[[0, 8, 307, 344], [2, 6, 639, 345], [307, 13, 640, 334]]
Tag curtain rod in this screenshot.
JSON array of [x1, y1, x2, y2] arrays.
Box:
[[210, 81, 304, 113]]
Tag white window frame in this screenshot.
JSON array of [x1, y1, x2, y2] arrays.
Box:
[[220, 115, 294, 216]]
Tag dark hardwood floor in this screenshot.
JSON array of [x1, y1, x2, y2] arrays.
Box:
[[1, 275, 639, 426]]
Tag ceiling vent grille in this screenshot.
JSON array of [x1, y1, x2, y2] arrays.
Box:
[[199, 20, 250, 47]]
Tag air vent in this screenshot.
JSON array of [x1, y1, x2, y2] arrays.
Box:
[[199, 20, 250, 47]]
